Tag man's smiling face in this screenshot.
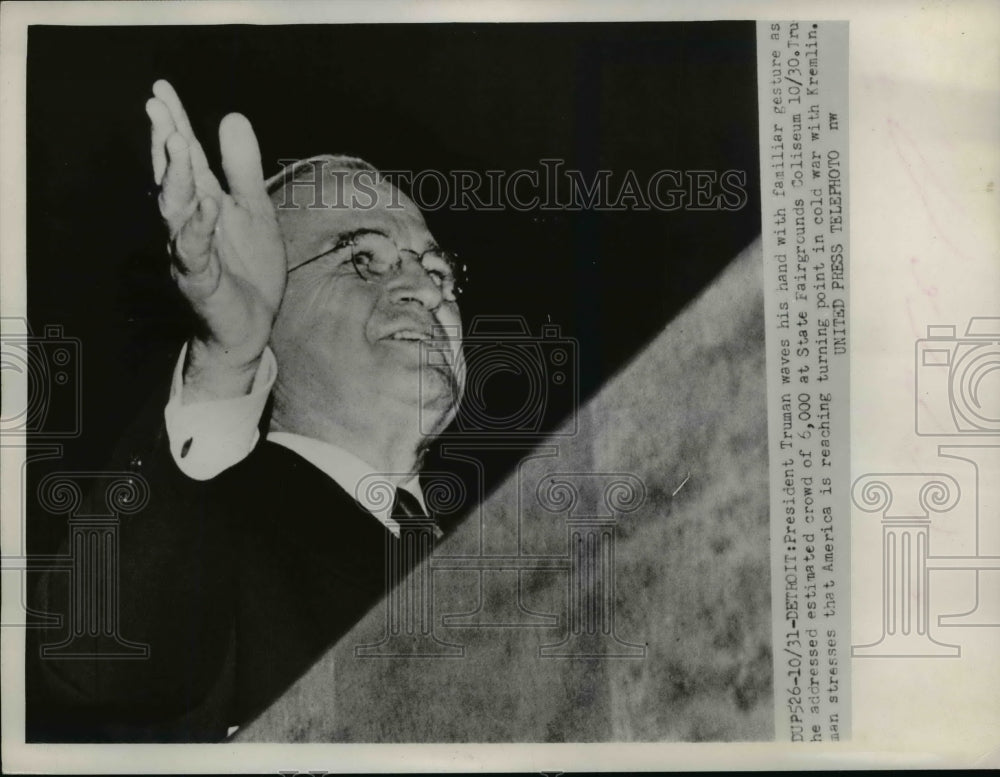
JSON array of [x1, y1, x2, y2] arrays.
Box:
[[268, 163, 464, 439]]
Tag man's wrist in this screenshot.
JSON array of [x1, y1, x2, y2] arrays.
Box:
[[165, 343, 276, 480], [181, 338, 264, 404]]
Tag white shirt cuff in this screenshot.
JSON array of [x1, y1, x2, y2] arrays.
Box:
[[163, 343, 277, 480]]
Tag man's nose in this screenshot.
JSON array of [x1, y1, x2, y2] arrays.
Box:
[[387, 253, 444, 310]]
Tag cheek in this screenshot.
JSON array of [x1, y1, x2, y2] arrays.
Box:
[[273, 277, 374, 357], [437, 304, 464, 360]]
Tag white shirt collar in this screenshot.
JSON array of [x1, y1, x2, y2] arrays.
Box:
[[266, 431, 431, 538]]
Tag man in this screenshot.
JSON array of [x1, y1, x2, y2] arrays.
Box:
[[28, 80, 466, 742]]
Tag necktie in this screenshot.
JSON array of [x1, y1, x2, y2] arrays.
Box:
[[390, 488, 442, 542], [391, 488, 429, 525]]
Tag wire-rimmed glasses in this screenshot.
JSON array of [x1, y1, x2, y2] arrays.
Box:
[[288, 229, 466, 303]]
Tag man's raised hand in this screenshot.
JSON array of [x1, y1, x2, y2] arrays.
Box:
[[146, 79, 286, 401]]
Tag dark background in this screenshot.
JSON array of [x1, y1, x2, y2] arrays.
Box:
[[25, 22, 759, 552]]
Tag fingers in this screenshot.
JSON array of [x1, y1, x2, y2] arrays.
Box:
[[159, 132, 196, 229], [152, 79, 197, 145], [219, 113, 271, 215], [151, 79, 221, 199], [145, 97, 175, 186], [173, 196, 220, 277]]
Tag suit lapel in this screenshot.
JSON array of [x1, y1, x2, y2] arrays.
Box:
[[228, 441, 394, 723]]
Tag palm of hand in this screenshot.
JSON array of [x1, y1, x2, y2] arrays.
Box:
[[149, 80, 287, 371]]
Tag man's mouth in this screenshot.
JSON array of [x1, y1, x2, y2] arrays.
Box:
[[385, 329, 431, 343]]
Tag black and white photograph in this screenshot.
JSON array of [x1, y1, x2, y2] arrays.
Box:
[[15, 17, 771, 745], [5, 1, 1000, 772]]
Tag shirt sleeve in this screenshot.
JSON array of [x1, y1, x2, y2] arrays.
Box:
[[163, 342, 277, 480]]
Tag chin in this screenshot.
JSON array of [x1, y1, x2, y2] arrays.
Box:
[[376, 358, 445, 398], [417, 367, 461, 427]]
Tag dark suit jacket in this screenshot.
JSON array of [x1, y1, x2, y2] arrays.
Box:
[[27, 391, 420, 742]]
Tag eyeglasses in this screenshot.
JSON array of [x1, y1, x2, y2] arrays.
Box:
[[288, 230, 467, 303]]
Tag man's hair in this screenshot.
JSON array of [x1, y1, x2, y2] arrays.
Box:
[[264, 154, 380, 197]]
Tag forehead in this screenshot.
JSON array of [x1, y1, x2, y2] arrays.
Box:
[[272, 166, 433, 259]]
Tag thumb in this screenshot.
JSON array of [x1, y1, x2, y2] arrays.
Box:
[[218, 112, 271, 214]]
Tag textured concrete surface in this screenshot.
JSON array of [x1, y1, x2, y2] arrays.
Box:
[[238, 237, 772, 742]]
